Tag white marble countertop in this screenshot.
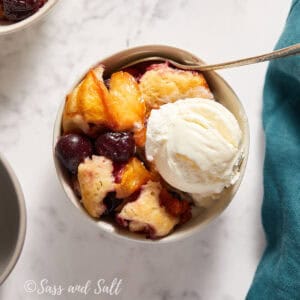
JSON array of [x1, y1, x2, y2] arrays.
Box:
[[0, 0, 291, 299]]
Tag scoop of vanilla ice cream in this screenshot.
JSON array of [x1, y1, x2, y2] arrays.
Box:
[[145, 98, 242, 206]]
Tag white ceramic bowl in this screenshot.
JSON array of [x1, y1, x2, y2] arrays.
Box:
[[0, 0, 58, 35], [0, 154, 26, 284], [53, 45, 250, 243]]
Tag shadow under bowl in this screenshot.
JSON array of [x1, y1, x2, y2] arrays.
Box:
[[53, 45, 250, 243]]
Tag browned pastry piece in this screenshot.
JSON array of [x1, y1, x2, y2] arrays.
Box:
[[77, 155, 115, 218], [139, 63, 213, 110], [117, 181, 179, 238]]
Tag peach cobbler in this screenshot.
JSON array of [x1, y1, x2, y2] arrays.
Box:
[[55, 61, 242, 239]]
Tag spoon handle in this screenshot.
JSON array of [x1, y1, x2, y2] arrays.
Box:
[[175, 43, 300, 71]]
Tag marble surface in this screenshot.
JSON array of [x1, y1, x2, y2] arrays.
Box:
[[0, 0, 291, 299]]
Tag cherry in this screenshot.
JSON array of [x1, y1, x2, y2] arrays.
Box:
[[95, 132, 135, 163], [55, 134, 93, 175], [103, 192, 122, 216], [3, 0, 46, 21], [113, 162, 125, 183], [123, 61, 160, 82], [0, 1, 4, 19]]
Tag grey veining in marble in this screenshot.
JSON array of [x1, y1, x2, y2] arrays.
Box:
[[0, 0, 291, 299]]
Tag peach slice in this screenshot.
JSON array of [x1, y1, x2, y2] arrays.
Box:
[[63, 66, 113, 135], [106, 71, 146, 131], [63, 82, 87, 134], [116, 157, 151, 199], [133, 126, 147, 147], [159, 188, 192, 225], [77, 68, 111, 126], [63, 68, 146, 134], [159, 189, 190, 217]]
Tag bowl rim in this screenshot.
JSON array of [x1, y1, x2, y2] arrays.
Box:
[[53, 44, 250, 244], [0, 0, 59, 35], [0, 154, 26, 284]]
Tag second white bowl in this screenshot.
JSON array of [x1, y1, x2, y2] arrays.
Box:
[[0, 0, 59, 36]]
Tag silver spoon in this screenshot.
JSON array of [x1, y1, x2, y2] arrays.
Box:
[[123, 43, 300, 72]]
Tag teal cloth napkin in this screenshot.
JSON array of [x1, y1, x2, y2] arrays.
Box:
[[247, 1, 300, 299]]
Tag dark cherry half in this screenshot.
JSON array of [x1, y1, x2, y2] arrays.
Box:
[[95, 132, 135, 163], [55, 133, 93, 175], [103, 192, 122, 216]]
